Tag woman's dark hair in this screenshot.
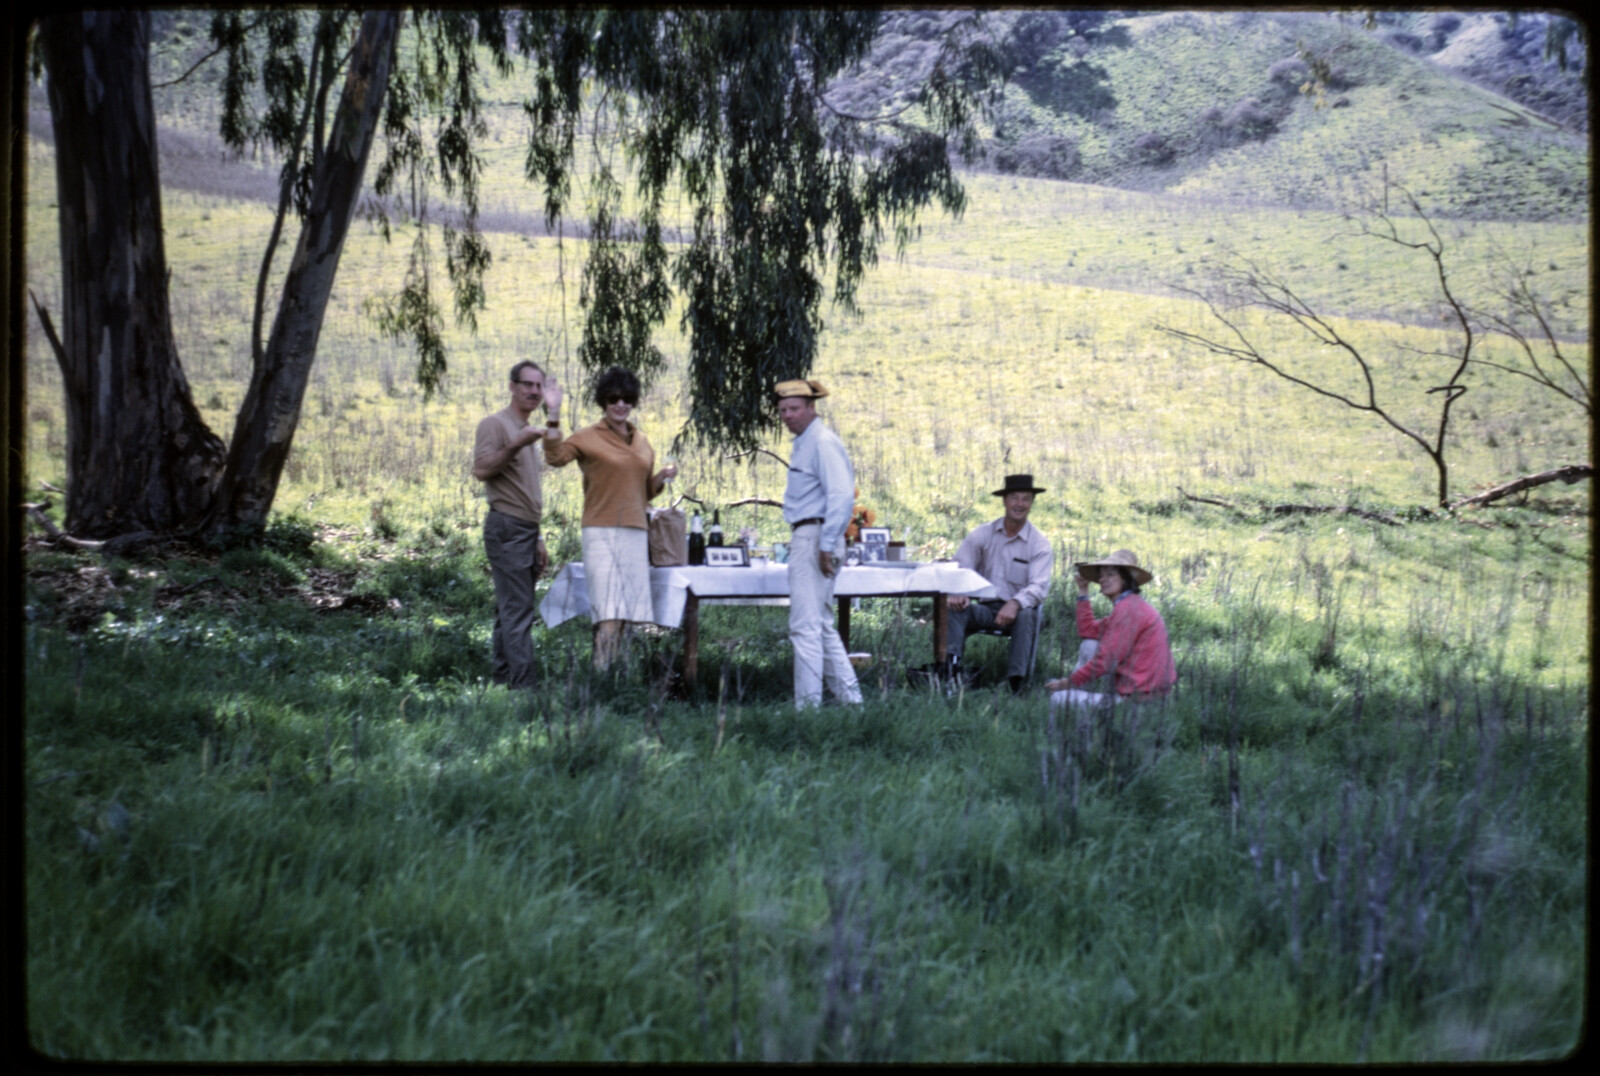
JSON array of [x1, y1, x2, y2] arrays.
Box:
[[593, 366, 641, 408], [1116, 566, 1141, 594]]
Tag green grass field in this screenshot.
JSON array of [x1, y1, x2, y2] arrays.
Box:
[[20, 19, 1590, 1060]]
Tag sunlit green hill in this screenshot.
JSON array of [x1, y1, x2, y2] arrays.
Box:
[[842, 9, 1587, 221]]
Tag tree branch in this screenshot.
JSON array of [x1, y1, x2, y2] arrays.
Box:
[[151, 14, 268, 89], [1159, 185, 1486, 507], [723, 447, 790, 469], [1450, 465, 1593, 509], [253, 23, 326, 364], [28, 290, 68, 371]]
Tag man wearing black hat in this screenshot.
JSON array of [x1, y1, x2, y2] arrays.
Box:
[[945, 474, 1054, 693]]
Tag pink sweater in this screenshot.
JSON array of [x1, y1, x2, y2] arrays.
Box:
[[1070, 593, 1177, 697]]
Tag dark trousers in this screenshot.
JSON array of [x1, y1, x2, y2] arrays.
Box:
[[946, 600, 1040, 681], [484, 510, 541, 689]]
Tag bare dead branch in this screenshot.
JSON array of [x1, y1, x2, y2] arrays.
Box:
[[723, 447, 790, 469], [1469, 275, 1591, 416], [1159, 183, 1487, 507], [1450, 465, 1593, 509], [724, 497, 785, 509]]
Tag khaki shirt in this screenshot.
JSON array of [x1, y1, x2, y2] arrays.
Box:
[[954, 517, 1054, 609], [473, 407, 549, 524]]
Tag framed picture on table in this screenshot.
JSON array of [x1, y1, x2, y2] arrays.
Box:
[[704, 545, 750, 567], [858, 526, 890, 563]]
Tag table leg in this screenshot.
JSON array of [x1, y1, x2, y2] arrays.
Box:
[[933, 594, 948, 663], [683, 592, 700, 683], [837, 595, 851, 651]]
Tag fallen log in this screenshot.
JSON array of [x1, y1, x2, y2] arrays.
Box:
[[20, 506, 158, 554], [1449, 465, 1592, 509], [1176, 487, 1401, 526]]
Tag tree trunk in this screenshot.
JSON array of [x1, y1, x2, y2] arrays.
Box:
[[211, 10, 399, 528], [38, 12, 226, 538]]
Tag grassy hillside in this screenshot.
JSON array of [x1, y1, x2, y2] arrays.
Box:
[[932, 10, 1588, 220]]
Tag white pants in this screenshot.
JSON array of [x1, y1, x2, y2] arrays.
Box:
[[1050, 639, 1111, 714], [787, 524, 862, 709]]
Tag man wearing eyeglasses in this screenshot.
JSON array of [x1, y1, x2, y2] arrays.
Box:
[[473, 361, 564, 689]]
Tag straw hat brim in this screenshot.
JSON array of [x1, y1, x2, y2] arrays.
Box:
[[774, 378, 828, 399], [1076, 554, 1153, 586]]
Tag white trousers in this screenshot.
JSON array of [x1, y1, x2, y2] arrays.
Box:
[[1050, 639, 1111, 714], [787, 524, 862, 709]]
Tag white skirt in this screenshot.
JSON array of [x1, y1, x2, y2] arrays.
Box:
[[581, 526, 653, 623]]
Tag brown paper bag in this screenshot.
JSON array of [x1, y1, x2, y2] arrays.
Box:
[[647, 507, 687, 566]]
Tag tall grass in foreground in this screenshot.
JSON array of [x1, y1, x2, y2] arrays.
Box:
[[24, 506, 1586, 1061]]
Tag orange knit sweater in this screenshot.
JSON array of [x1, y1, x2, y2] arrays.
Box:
[[543, 421, 664, 529]]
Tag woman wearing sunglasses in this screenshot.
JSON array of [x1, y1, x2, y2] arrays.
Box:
[[544, 365, 678, 669]]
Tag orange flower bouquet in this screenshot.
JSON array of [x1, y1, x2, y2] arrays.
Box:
[[844, 487, 875, 542]]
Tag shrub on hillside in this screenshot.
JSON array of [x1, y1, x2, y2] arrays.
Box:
[[988, 133, 1081, 179], [1195, 104, 1230, 151], [1130, 130, 1174, 165], [1223, 96, 1277, 140], [1267, 57, 1310, 86]]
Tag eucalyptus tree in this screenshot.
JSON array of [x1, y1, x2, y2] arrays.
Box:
[[511, 9, 1002, 450], [32, 7, 1002, 539]]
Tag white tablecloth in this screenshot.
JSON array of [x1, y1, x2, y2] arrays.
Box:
[[539, 561, 997, 629]]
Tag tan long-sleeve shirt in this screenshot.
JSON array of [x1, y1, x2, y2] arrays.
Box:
[[954, 517, 1054, 608], [543, 421, 663, 529]]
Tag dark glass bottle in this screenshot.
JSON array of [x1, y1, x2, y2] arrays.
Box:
[[688, 511, 706, 566], [708, 509, 724, 547]]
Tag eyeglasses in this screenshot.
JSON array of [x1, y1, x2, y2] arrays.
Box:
[[513, 380, 541, 388], [603, 395, 637, 406]]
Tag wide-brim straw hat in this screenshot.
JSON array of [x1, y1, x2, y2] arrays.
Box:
[[992, 473, 1046, 496], [1076, 549, 1153, 586], [774, 378, 829, 400]]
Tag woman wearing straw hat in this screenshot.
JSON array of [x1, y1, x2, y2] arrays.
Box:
[[544, 365, 678, 670], [1044, 549, 1176, 712]]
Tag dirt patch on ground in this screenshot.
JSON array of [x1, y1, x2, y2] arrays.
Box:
[[22, 535, 399, 634]]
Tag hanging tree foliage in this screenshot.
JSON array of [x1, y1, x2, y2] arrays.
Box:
[[33, 8, 1002, 537], [513, 9, 1003, 450]]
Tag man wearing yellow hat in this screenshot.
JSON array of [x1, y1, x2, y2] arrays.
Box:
[[775, 378, 862, 709]]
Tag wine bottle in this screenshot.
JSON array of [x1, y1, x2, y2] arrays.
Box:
[[708, 509, 724, 547], [688, 511, 706, 566]]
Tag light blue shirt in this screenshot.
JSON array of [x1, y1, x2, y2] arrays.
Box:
[[783, 417, 855, 549]]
